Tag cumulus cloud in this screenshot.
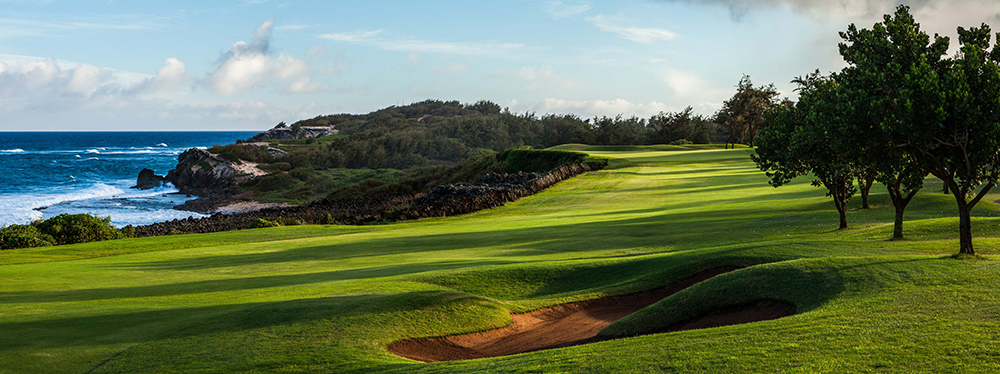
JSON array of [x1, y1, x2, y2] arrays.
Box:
[[541, 1, 592, 18], [586, 15, 677, 43], [505, 98, 672, 118], [130, 58, 193, 94], [203, 18, 325, 94], [658, 67, 710, 96], [0, 57, 114, 97], [319, 30, 523, 56]]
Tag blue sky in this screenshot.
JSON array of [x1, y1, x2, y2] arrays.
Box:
[[0, 0, 997, 131]]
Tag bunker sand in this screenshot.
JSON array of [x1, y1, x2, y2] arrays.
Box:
[[389, 266, 795, 362]]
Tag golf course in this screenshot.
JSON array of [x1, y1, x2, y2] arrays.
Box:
[[3, 145, 1000, 373]]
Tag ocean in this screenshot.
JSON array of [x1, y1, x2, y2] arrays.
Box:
[[0, 131, 258, 228]]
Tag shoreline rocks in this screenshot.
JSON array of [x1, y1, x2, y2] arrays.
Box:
[[132, 162, 605, 238]]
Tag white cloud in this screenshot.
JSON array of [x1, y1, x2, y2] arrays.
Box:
[[66, 64, 109, 93], [506, 98, 671, 118], [658, 67, 707, 96], [541, 1, 591, 18], [130, 58, 193, 95], [320, 30, 384, 42], [275, 24, 309, 31], [501, 65, 576, 90], [319, 30, 523, 56], [586, 15, 677, 44], [0, 14, 165, 39], [203, 18, 325, 94]]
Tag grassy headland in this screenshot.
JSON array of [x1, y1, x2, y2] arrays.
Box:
[[2, 146, 1000, 373]]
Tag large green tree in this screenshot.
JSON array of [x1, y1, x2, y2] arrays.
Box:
[[837, 6, 948, 239], [753, 76, 856, 229], [840, 5, 1000, 253]]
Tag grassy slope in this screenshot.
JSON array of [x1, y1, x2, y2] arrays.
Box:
[[2, 145, 1000, 373]]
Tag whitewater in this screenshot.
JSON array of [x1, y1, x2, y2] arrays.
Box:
[[0, 131, 257, 227]]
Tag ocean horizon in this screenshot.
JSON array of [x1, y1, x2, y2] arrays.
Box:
[[0, 131, 259, 227]]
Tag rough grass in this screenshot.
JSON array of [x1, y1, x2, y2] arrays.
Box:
[[2, 145, 1000, 373]]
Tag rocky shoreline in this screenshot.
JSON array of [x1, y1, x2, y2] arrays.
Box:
[[131, 162, 604, 238]]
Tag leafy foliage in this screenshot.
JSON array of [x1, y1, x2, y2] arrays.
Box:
[[838, 5, 1000, 253], [753, 75, 857, 229], [715, 75, 782, 148], [33, 214, 134, 245], [0, 225, 55, 250], [1, 214, 134, 250]]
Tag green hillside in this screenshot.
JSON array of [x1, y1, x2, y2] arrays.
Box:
[[2, 146, 1000, 373]]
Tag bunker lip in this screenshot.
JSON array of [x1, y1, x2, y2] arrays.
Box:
[[389, 266, 795, 362]]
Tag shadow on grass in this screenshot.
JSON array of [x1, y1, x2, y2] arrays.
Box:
[[119, 205, 824, 272], [0, 292, 441, 352], [0, 260, 514, 304]]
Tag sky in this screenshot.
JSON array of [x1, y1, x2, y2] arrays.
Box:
[[0, 0, 998, 131]]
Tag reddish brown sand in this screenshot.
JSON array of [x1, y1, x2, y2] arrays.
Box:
[[388, 266, 794, 362]]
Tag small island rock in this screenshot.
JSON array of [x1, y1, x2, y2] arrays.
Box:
[[133, 168, 167, 190]]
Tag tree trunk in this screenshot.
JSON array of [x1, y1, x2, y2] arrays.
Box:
[[958, 201, 974, 255], [860, 179, 873, 209], [838, 203, 848, 229], [886, 179, 916, 240], [893, 204, 906, 239], [946, 180, 975, 255], [831, 181, 848, 229]]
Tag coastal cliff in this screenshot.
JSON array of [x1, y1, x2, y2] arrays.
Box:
[[164, 148, 267, 196]]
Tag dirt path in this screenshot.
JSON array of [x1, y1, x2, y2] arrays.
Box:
[[389, 266, 793, 362]]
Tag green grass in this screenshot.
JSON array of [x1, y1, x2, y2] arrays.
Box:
[[3, 146, 1000, 373]]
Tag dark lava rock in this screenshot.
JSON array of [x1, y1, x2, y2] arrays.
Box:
[[133, 168, 167, 190]]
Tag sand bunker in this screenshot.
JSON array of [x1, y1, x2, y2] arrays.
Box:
[[389, 266, 795, 362]]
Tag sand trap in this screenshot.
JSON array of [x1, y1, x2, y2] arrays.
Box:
[[389, 266, 793, 362]]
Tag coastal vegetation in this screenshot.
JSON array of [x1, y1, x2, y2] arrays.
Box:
[[205, 100, 721, 205], [0, 214, 134, 250]]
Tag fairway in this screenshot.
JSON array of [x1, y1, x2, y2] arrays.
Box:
[[3, 146, 1000, 373]]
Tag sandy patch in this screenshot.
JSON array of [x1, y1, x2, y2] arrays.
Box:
[[388, 266, 798, 362]]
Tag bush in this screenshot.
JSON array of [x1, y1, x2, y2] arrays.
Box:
[[249, 218, 281, 229], [33, 214, 133, 245], [669, 139, 694, 145], [0, 224, 55, 250]]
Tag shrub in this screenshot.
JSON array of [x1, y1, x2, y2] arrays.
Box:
[[33, 214, 133, 245], [249, 218, 281, 229], [669, 139, 694, 145], [0, 224, 55, 250]]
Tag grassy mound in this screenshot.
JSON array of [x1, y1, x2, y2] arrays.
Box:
[[3, 146, 1000, 373]]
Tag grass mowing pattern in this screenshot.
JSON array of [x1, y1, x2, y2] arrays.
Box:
[[2, 144, 1000, 373]]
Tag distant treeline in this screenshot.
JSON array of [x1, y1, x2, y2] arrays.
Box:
[[223, 99, 721, 171]]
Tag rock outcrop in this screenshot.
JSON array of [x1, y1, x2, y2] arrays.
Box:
[[238, 126, 338, 143], [165, 148, 267, 195], [132, 161, 606, 237], [132, 168, 167, 190]]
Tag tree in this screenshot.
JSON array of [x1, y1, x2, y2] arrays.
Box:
[[716, 75, 781, 148], [649, 107, 718, 144], [932, 25, 1000, 254], [836, 6, 948, 239], [840, 5, 1000, 253], [753, 76, 857, 229]]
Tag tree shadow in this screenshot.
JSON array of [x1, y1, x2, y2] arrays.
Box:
[[0, 259, 512, 304]]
